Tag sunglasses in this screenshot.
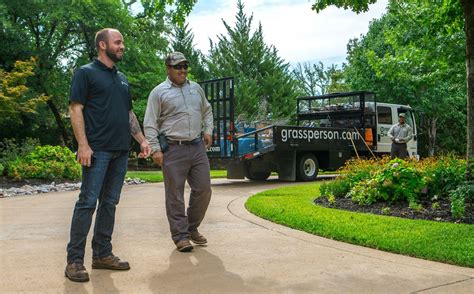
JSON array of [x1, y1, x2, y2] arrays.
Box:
[[171, 64, 189, 70]]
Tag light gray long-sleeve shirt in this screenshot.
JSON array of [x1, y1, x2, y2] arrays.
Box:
[[388, 123, 413, 143], [143, 77, 213, 153]]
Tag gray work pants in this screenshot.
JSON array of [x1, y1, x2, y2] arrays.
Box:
[[391, 142, 408, 159], [162, 141, 212, 243]]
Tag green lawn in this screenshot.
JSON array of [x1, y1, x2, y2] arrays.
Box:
[[126, 170, 227, 183], [245, 182, 474, 268]]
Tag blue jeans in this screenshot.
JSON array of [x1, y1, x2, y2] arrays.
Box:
[[67, 150, 128, 264]]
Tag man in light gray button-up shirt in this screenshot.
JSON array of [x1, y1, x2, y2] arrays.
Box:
[[144, 52, 213, 252], [388, 113, 413, 159]]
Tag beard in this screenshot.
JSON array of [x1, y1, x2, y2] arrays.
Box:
[[105, 47, 123, 63]]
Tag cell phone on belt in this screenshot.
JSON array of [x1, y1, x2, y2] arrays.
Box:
[[158, 132, 169, 153]]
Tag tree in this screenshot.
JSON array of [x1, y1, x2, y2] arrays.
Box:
[[311, 0, 474, 178], [0, 57, 48, 125], [207, 0, 298, 121], [292, 62, 349, 96], [0, 0, 197, 146], [343, 2, 466, 156]]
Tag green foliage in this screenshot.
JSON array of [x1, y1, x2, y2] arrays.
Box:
[[381, 206, 391, 215], [373, 159, 425, 205], [421, 155, 467, 197], [292, 62, 349, 96], [321, 156, 466, 209], [311, 0, 377, 13], [0, 0, 197, 147], [246, 183, 474, 267], [319, 179, 350, 198], [7, 145, 80, 180], [348, 178, 381, 205], [0, 138, 39, 171], [0, 58, 48, 124], [327, 194, 336, 206], [0, 162, 4, 175], [207, 0, 298, 121], [449, 181, 474, 220], [343, 0, 466, 156]]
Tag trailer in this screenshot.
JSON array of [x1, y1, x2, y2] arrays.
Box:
[[200, 77, 418, 181]]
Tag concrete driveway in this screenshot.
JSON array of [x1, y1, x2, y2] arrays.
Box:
[[1, 179, 473, 293]]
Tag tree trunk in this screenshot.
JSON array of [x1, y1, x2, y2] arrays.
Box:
[[427, 117, 437, 156], [461, 0, 474, 180], [46, 98, 69, 146]]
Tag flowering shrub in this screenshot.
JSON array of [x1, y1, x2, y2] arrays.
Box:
[[7, 145, 80, 180], [320, 156, 467, 213]]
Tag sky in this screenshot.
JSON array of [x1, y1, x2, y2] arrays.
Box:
[[187, 0, 389, 67]]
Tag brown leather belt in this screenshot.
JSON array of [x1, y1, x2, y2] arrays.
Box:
[[167, 138, 201, 145]]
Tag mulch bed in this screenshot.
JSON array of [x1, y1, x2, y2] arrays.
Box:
[[314, 196, 474, 224]]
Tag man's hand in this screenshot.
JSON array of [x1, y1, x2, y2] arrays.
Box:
[[152, 151, 164, 167], [203, 133, 212, 149], [139, 140, 151, 158], [77, 144, 94, 167]]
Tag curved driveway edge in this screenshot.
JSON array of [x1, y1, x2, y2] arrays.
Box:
[[1, 178, 473, 293]]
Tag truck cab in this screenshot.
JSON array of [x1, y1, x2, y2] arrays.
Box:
[[375, 103, 417, 158]]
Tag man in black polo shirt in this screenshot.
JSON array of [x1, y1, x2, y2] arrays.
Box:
[[65, 28, 151, 282]]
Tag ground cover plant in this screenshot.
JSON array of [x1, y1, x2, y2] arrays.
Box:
[[245, 183, 474, 267], [318, 156, 472, 223]]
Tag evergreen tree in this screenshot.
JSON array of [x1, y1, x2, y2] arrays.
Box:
[[207, 0, 298, 121]]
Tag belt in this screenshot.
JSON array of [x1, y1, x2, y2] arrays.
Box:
[[167, 138, 201, 145]]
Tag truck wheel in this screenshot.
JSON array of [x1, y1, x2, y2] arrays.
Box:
[[245, 165, 271, 181], [296, 153, 319, 181]]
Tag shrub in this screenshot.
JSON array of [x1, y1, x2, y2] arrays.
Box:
[[0, 162, 4, 175], [449, 181, 474, 220], [348, 178, 381, 205], [0, 138, 39, 170], [7, 145, 80, 180], [374, 159, 425, 205], [420, 155, 466, 199], [319, 179, 350, 198], [319, 156, 466, 209]]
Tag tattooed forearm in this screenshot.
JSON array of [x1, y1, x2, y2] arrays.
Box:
[[129, 111, 141, 135]]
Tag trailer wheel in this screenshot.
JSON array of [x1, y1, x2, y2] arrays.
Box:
[[245, 165, 271, 181], [296, 153, 319, 181]]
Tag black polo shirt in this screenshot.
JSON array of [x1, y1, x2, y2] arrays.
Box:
[[69, 59, 132, 151]]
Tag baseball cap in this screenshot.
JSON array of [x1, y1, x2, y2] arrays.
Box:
[[399, 113, 406, 118], [165, 52, 188, 66]]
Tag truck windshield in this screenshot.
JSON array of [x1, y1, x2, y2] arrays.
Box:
[[404, 110, 415, 130]]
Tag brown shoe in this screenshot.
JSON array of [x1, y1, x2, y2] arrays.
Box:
[[92, 254, 130, 270], [190, 231, 207, 245], [176, 239, 193, 252], [65, 263, 89, 282]]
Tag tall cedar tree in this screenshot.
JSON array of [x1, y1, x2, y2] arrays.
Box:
[[207, 0, 298, 122]]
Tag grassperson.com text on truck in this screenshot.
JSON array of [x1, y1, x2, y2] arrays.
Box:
[[280, 128, 360, 143]]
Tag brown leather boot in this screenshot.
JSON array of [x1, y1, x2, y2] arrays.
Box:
[[190, 231, 207, 245], [65, 263, 89, 282], [176, 239, 193, 252], [92, 254, 130, 270]]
